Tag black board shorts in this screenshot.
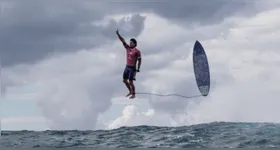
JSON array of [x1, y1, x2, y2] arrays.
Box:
[[123, 65, 136, 81]]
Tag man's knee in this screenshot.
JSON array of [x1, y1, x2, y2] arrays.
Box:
[[123, 79, 128, 83], [128, 80, 134, 85]]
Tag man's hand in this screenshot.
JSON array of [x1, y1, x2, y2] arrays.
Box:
[[136, 69, 140, 72]]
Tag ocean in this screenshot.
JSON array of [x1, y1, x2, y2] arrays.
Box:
[[0, 122, 279, 148]]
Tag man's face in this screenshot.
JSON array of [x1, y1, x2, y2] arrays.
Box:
[[130, 41, 135, 47]]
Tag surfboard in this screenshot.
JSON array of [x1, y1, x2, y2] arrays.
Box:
[[133, 40, 211, 99], [193, 40, 210, 96]]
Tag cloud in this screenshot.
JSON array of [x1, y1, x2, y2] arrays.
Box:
[[1, 1, 145, 67], [28, 48, 123, 130], [1, 11, 147, 129], [128, 12, 235, 115], [107, 4, 280, 128], [148, 6, 280, 125], [1, 116, 48, 131], [118, 0, 253, 25], [2, 0, 280, 130], [1, 0, 256, 68], [2, 88, 37, 101], [0, 66, 28, 97]]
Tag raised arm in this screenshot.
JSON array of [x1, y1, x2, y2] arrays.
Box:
[[116, 29, 129, 48]]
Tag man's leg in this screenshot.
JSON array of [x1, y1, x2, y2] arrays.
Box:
[[128, 80, 135, 99], [128, 69, 137, 99], [123, 79, 132, 97], [123, 66, 132, 97]]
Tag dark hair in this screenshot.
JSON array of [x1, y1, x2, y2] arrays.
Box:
[[130, 38, 137, 46]]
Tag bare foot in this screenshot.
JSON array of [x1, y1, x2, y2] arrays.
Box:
[[126, 92, 132, 97], [129, 94, 135, 99]]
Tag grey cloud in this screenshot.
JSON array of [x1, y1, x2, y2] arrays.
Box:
[[2, 0, 279, 130], [0, 0, 260, 68], [0, 0, 145, 67], [0, 65, 28, 97], [121, 0, 252, 24]]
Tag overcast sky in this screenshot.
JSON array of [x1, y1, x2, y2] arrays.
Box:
[[1, 0, 280, 130]]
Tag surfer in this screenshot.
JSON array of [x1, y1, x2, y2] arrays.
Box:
[[116, 29, 142, 99]]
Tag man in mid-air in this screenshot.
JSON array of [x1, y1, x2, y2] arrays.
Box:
[[116, 29, 142, 99]]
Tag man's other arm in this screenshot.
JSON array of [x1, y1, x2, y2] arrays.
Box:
[[137, 51, 142, 71]]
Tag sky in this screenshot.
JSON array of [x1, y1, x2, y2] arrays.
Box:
[[1, 0, 280, 131]]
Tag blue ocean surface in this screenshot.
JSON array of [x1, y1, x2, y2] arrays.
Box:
[[0, 122, 279, 148]]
